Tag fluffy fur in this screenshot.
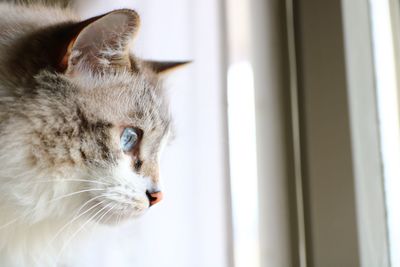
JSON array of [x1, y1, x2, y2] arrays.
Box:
[[0, 1, 179, 266]]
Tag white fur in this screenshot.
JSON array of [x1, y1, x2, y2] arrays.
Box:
[[0, 130, 158, 266], [0, 101, 168, 266], [0, 3, 170, 266]]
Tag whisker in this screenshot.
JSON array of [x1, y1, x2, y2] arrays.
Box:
[[0, 189, 106, 231], [3, 179, 111, 187], [0, 216, 20, 231], [115, 204, 124, 226], [104, 203, 120, 226], [89, 203, 118, 241], [45, 199, 106, 248], [47, 188, 106, 204], [39, 198, 111, 264], [0, 188, 111, 230], [54, 202, 115, 265], [73, 194, 107, 219], [95, 173, 139, 193]]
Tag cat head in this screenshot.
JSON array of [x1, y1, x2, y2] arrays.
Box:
[[0, 9, 188, 224]]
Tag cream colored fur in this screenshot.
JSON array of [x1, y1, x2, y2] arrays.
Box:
[[0, 2, 173, 266]]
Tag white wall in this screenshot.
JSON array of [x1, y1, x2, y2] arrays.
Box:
[[70, 1, 232, 267]]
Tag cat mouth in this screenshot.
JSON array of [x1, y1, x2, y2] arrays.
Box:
[[89, 195, 151, 225]]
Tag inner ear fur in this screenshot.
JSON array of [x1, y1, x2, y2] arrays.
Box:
[[59, 9, 140, 74]]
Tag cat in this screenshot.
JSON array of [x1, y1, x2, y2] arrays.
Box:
[[0, 0, 187, 266]]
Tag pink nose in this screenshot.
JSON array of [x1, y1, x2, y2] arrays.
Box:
[[146, 191, 163, 206]]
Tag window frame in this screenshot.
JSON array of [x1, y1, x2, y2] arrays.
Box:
[[287, 0, 390, 265]]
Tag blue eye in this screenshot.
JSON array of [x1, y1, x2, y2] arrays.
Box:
[[120, 127, 139, 152]]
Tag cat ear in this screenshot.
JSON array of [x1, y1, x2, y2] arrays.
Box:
[[60, 9, 140, 75], [143, 60, 191, 74]]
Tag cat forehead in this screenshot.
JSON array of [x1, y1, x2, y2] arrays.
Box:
[[71, 70, 171, 132]]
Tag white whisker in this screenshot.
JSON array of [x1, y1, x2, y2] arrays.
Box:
[[54, 202, 115, 265], [42, 198, 107, 259], [4, 178, 111, 187], [88, 202, 120, 242], [0, 216, 20, 231], [48, 188, 106, 203], [47, 197, 107, 247]]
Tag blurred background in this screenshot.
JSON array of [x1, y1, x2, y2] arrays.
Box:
[[69, 0, 400, 266]]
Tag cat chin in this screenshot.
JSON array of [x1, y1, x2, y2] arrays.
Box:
[[89, 198, 151, 225], [94, 209, 148, 225], [95, 209, 148, 225]]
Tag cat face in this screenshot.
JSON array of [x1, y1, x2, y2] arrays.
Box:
[[0, 9, 187, 224], [66, 68, 172, 222]]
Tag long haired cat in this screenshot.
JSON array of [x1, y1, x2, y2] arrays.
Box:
[[0, 0, 186, 266]]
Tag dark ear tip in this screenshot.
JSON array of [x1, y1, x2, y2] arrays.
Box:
[[117, 9, 140, 20], [180, 60, 193, 66], [143, 60, 192, 74], [108, 9, 141, 28], [169, 60, 192, 69]]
